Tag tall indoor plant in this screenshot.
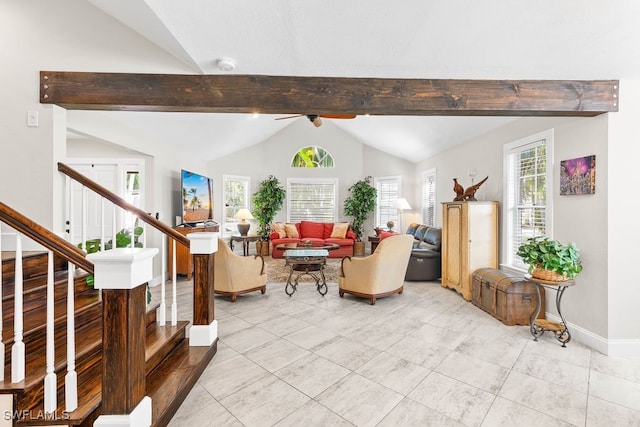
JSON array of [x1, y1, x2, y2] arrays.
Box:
[[343, 176, 377, 256], [252, 175, 286, 255]]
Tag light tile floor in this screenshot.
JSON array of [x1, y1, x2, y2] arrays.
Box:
[[152, 260, 640, 427]]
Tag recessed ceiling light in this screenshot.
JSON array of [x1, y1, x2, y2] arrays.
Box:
[[215, 57, 236, 71]]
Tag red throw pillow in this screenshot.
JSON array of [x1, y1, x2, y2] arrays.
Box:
[[322, 223, 333, 239], [300, 221, 324, 239]]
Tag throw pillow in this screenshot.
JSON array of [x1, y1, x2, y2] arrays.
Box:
[[330, 222, 349, 239], [284, 223, 299, 238], [272, 222, 286, 239], [299, 221, 324, 238]]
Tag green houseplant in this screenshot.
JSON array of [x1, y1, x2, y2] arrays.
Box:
[[252, 175, 286, 255], [343, 176, 377, 255], [516, 236, 583, 280]]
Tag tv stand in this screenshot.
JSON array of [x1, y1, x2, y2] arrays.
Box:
[[168, 223, 219, 280]]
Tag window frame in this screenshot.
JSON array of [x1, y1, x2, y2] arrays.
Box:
[[373, 176, 401, 228], [421, 168, 437, 227], [222, 174, 250, 237], [502, 129, 554, 272], [286, 177, 338, 223]]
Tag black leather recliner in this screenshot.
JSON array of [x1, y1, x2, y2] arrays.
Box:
[[404, 223, 442, 281]]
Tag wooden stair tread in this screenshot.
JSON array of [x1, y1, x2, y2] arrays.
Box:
[[0, 321, 102, 392], [147, 339, 217, 427], [17, 346, 103, 426], [2, 292, 101, 346], [3, 268, 90, 301], [145, 321, 189, 375]]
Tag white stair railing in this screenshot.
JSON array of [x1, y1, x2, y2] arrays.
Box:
[[44, 251, 57, 413], [0, 225, 5, 382], [11, 234, 25, 383], [65, 263, 78, 412]]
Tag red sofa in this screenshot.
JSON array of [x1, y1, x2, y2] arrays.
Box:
[[269, 220, 356, 258]]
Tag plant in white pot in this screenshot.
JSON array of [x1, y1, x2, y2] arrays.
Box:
[[517, 236, 583, 281]]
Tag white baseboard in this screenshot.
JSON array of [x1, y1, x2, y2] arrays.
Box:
[[546, 313, 640, 356]]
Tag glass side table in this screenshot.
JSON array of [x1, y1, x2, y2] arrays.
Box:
[[527, 275, 576, 347]]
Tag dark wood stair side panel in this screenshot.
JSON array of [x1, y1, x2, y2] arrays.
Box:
[[144, 321, 188, 376], [147, 340, 217, 427]]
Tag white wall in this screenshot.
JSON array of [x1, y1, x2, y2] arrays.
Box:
[[0, 0, 194, 231], [608, 79, 640, 353], [414, 113, 624, 351]]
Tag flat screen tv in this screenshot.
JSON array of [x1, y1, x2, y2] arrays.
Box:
[[181, 169, 214, 225]]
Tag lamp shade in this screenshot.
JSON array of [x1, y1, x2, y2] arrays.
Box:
[[234, 208, 254, 221], [392, 198, 411, 210]]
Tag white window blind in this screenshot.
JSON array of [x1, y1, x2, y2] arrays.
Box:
[[421, 169, 436, 226], [503, 130, 553, 270], [287, 178, 337, 222], [374, 176, 400, 228], [222, 175, 250, 236]]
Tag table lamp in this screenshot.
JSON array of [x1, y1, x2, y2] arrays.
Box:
[[391, 197, 411, 232], [234, 208, 254, 236]]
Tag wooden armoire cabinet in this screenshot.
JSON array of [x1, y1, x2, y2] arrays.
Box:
[[441, 201, 498, 301], [168, 224, 219, 280]]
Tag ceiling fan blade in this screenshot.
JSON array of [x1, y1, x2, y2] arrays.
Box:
[[275, 114, 304, 120], [319, 114, 357, 119]]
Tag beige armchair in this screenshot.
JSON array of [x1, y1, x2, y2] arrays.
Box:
[[338, 234, 414, 304], [214, 238, 267, 302]]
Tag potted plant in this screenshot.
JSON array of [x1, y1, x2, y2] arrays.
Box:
[[516, 236, 583, 281], [252, 175, 286, 256], [343, 176, 377, 256]]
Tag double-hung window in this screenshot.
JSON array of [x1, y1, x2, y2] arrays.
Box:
[[222, 175, 250, 237], [421, 169, 436, 226], [503, 129, 553, 271], [374, 176, 401, 228], [287, 178, 338, 222]]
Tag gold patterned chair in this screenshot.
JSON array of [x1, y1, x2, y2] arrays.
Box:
[[338, 234, 414, 304], [214, 238, 267, 302]]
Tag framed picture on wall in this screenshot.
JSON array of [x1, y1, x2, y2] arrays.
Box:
[[560, 155, 596, 195]]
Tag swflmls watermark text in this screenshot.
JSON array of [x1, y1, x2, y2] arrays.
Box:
[[4, 409, 70, 421]]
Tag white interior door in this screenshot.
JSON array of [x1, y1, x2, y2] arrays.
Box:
[[66, 159, 145, 247]]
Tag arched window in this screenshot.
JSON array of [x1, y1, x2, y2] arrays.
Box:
[[291, 146, 334, 168]]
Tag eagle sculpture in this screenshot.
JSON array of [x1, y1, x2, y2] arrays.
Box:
[[453, 176, 489, 201]]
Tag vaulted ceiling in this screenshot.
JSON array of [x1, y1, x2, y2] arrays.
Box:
[[70, 0, 640, 163]]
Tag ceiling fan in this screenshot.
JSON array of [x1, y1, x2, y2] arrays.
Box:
[[275, 114, 357, 127]]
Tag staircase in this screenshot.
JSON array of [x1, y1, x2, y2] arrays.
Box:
[[1, 162, 219, 426], [0, 250, 216, 426]]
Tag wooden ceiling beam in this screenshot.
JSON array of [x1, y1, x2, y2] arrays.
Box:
[[40, 71, 619, 117]]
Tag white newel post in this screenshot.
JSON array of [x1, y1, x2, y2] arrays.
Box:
[[187, 232, 219, 347], [88, 248, 158, 427]]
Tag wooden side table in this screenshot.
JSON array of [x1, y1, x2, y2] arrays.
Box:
[[229, 235, 259, 256], [368, 235, 380, 253], [528, 276, 576, 347]]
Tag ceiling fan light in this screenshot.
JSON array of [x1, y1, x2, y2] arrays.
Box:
[[307, 115, 322, 127]]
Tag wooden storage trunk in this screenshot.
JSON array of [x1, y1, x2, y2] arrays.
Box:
[[471, 268, 545, 326]]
